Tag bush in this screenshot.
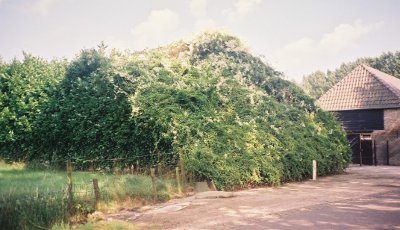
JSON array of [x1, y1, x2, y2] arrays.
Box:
[[0, 32, 351, 190]]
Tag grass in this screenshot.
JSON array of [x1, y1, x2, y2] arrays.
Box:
[[0, 160, 178, 230]]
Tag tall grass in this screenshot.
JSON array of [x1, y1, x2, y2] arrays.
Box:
[[0, 160, 178, 229]]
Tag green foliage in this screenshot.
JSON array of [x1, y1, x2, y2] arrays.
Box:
[[261, 76, 316, 112], [0, 54, 67, 160], [0, 32, 351, 190], [28, 47, 138, 167], [301, 51, 400, 98]]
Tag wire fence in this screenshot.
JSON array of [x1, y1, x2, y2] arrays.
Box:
[[65, 156, 190, 214], [0, 155, 192, 229], [37, 151, 181, 175]]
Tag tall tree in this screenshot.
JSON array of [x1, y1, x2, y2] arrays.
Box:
[[0, 54, 66, 159], [30, 46, 139, 166]]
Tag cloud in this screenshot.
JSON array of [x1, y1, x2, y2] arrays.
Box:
[[27, 0, 61, 15], [131, 8, 179, 49], [318, 20, 384, 53], [189, 0, 216, 30], [190, 0, 208, 18], [282, 20, 383, 57], [194, 18, 216, 29], [223, 0, 261, 22], [273, 20, 384, 81]]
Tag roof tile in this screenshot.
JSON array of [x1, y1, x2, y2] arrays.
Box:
[[317, 64, 400, 111]]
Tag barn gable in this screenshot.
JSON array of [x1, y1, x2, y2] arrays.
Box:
[[317, 64, 400, 111]]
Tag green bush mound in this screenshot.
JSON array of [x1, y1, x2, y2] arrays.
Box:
[[0, 32, 351, 189]]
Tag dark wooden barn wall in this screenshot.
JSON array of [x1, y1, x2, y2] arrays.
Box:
[[334, 109, 384, 133]]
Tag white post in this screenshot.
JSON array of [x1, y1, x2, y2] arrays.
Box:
[[312, 160, 317, 180]]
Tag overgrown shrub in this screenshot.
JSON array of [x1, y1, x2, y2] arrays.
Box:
[[0, 32, 351, 190]]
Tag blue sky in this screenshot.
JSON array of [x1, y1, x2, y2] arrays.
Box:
[[0, 0, 399, 82]]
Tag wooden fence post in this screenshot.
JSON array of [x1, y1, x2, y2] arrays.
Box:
[[175, 167, 182, 194], [180, 160, 186, 192], [188, 171, 193, 185], [157, 163, 162, 175], [92, 178, 100, 210], [113, 159, 120, 174], [156, 150, 161, 175], [89, 161, 94, 172], [150, 168, 157, 202], [67, 160, 73, 218]]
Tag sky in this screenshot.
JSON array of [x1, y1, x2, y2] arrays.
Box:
[[0, 0, 399, 82]]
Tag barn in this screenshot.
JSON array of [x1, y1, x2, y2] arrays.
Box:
[[317, 64, 400, 165]]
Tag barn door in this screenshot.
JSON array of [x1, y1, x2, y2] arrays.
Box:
[[348, 134, 373, 165], [361, 139, 373, 165], [348, 134, 361, 164]]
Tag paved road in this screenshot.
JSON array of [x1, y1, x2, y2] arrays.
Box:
[[109, 166, 400, 229], [234, 190, 400, 230]]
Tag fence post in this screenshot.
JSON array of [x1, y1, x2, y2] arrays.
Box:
[[188, 171, 193, 185], [89, 161, 94, 172], [175, 167, 182, 194], [113, 159, 120, 174], [157, 163, 162, 175], [312, 160, 317, 180], [150, 167, 157, 202], [92, 178, 100, 210], [180, 160, 186, 192], [157, 149, 161, 175], [67, 160, 74, 218]]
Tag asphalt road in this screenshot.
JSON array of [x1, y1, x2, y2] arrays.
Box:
[[234, 189, 400, 230], [109, 166, 400, 230]]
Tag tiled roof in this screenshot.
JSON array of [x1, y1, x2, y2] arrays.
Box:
[[317, 64, 400, 111]]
